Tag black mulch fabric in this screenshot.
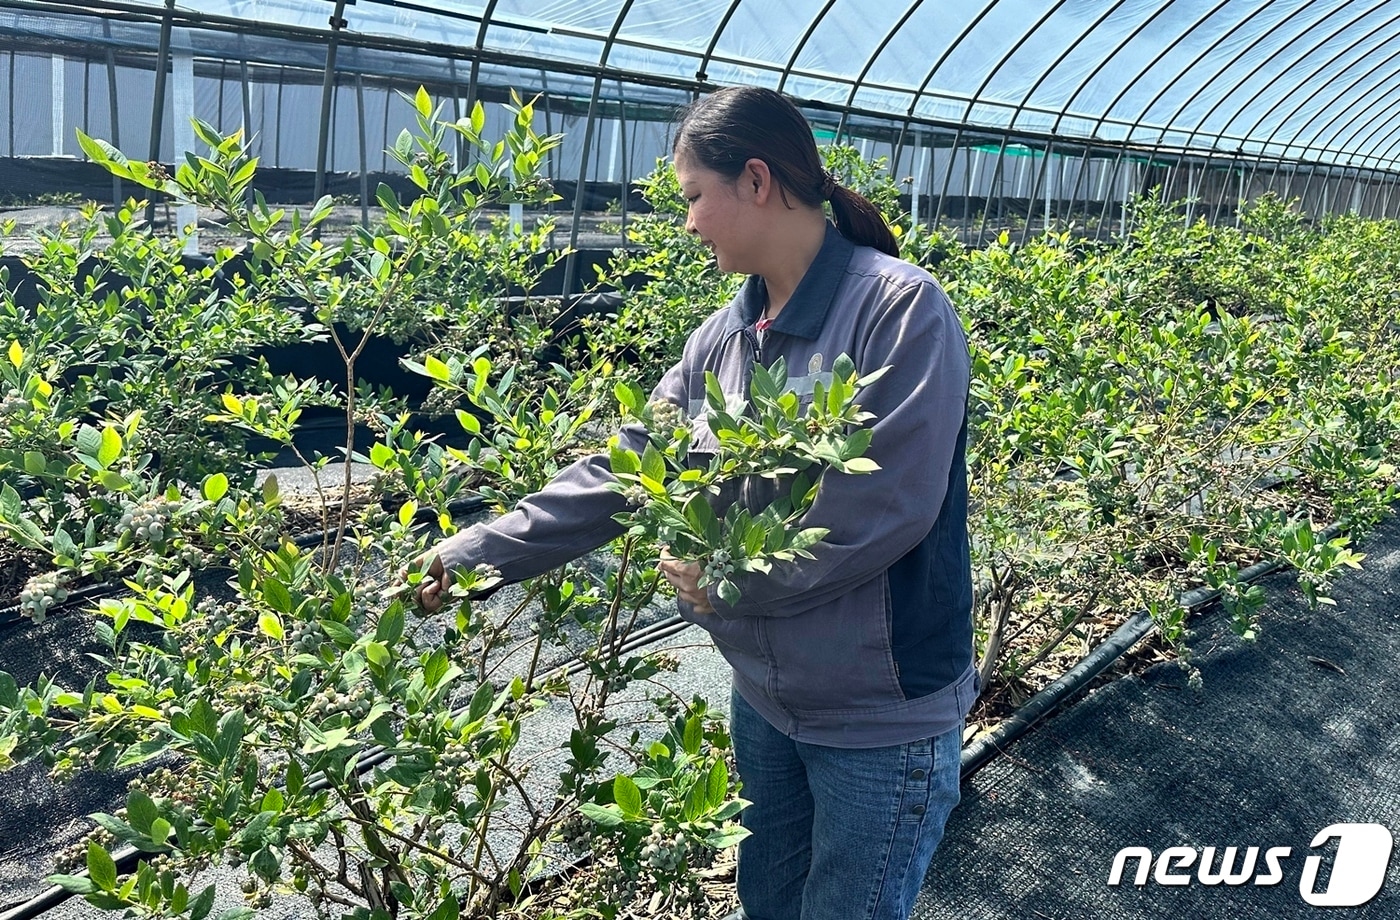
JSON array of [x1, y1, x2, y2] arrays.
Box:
[[916, 511, 1400, 920]]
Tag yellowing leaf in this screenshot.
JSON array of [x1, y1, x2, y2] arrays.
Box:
[[7, 340, 21, 367]]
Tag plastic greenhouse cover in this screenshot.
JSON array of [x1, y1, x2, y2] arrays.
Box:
[[41, 0, 1400, 168]]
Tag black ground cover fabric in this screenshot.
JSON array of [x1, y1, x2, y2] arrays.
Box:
[[916, 511, 1400, 919]]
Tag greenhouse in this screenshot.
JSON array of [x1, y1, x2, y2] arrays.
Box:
[[1, 1, 1399, 919]]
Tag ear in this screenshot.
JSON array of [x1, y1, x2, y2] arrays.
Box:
[[742, 158, 774, 204]]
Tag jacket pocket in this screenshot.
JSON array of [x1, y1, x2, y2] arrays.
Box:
[[764, 574, 903, 713]]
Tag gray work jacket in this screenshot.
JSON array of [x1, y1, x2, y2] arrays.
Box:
[[436, 223, 977, 747]]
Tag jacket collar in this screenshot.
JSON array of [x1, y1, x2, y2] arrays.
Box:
[[723, 222, 856, 340]]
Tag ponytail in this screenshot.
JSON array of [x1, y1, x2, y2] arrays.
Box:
[[827, 183, 899, 258]]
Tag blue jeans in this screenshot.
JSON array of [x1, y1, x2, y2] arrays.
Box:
[[730, 688, 962, 920]]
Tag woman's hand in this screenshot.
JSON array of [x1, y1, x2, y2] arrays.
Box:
[[406, 552, 449, 613], [659, 549, 714, 614]]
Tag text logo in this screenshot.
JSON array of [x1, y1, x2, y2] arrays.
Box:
[[1108, 823, 1393, 908]]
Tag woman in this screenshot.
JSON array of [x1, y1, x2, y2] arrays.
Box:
[[415, 86, 975, 920]]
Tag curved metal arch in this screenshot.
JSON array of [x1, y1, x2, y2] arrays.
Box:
[[934, 0, 1074, 220], [1239, 5, 1400, 162], [1008, 0, 1134, 135], [1157, 0, 1325, 154], [947, 0, 1073, 129], [835, 0, 925, 142], [465, 0, 501, 108], [1096, 0, 1279, 153], [1326, 79, 1400, 166], [1008, 0, 1134, 234], [1276, 41, 1400, 163], [1204, 0, 1384, 152], [695, 0, 745, 84], [1358, 101, 1400, 166], [1084, 0, 1233, 139], [891, 1, 998, 172], [1314, 66, 1400, 167], [776, 0, 841, 94], [1239, 10, 1400, 197], [562, 0, 638, 298], [1046, 0, 1183, 137]]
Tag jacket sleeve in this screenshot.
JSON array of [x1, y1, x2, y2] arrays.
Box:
[[705, 278, 969, 620], [431, 358, 689, 584]]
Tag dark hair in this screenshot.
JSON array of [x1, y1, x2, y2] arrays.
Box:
[[673, 86, 899, 258]]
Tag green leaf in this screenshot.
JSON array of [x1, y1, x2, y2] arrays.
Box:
[[609, 444, 640, 476], [375, 606, 405, 645], [682, 714, 703, 756], [579, 802, 623, 828], [125, 789, 158, 834], [76, 424, 102, 459], [614, 774, 643, 818], [640, 443, 666, 485], [47, 874, 97, 895], [215, 907, 256, 920], [467, 681, 493, 722], [364, 641, 390, 667], [86, 841, 118, 891], [717, 578, 741, 608], [704, 371, 727, 411], [258, 614, 284, 641], [262, 578, 292, 614], [189, 885, 216, 920], [426, 894, 460, 920], [97, 425, 123, 469], [424, 649, 449, 689], [683, 777, 708, 822], [703, 825, 751, 849], [707, 758, 730, 808], [23, 450, 46, 475], [321, 619, 357, 646], [202, 473, 229, 501], [424, 355, 452, 382], [97, 470, 130, 492], [149, 817, 173, 845], [841, 457, 880, 474]]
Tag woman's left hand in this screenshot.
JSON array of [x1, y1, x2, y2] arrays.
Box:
[[659, 550, 714, 614]]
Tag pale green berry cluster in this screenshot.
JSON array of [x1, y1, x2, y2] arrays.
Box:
[[0, 390, 29, 416], [129, 766, 199, 822], [646, 398, 685, 432], [701, 547, 734, 584], [306, 684, 372, 722], [19, 571, 70, 623], [639, 822, 691, 871], [438, 738, 474, 770], [555, 814, 592, 855], [53, 826, 116, 872], [117, 498, 181, 544], [239, 875, 273, 908], [286, 618, 324, 654], [622, 483, 650, 508], [195, 597, 236, 634], [224, 682, 265, 709]]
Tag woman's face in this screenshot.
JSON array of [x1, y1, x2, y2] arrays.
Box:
[[673, 147, 755, 275]]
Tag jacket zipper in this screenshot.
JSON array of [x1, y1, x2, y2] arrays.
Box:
[[737, 326, 763, 514]]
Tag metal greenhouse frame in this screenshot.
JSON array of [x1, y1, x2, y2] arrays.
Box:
[[3, 0, 1400, 260]]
